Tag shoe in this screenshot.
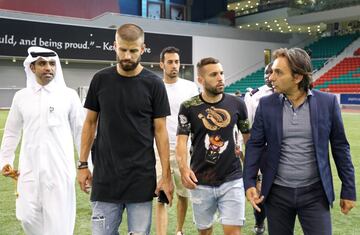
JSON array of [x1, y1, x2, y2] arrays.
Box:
[[176, 231, 184, 235], [253, 223, 265, 235]]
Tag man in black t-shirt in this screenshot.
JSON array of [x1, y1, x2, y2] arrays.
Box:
[[176, 57, 250, 235], [77, 23, 174, 235]]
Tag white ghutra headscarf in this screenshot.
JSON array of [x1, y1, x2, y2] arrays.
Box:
[[23, 46, 66, 88]]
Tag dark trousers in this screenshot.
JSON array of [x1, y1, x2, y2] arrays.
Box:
[[265, 181, 331, 235], [254, 203, 266, 225]]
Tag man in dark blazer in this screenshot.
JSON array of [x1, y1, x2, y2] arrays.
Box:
[[244, 47, 356, 235]]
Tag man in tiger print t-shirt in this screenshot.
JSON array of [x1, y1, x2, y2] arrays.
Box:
[[176, 57, 250, 235]]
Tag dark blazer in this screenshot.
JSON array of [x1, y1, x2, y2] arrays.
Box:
[[243, 89, 356, 205]]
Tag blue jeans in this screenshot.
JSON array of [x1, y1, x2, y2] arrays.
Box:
[[91, 201, 152, 235], [189, 178, 246, 230]]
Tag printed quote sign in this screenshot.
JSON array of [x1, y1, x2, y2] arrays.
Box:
[[0, 18, 192, 64]]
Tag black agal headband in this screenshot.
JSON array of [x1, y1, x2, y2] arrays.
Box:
[[30, 52, 56, 58]]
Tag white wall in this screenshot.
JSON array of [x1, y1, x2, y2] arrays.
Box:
[[193, 36, 281, 74], [193, 33, 309, 84]]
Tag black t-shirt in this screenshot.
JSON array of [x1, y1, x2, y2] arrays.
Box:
[[177, 94, 250, 186], [85, 66, 170, 203]]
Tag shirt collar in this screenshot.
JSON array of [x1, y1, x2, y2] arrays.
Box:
[[279, 89, 313, 101], [31, 80, 56, 93]]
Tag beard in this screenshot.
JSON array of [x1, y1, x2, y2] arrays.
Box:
[[38, 73, 55, 85], [167, 70, 179, 79], [117, 55, 141, 71], [205, 85, 224, 96]]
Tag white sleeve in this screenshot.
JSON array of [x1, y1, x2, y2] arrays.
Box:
[[244, 92, 255, 127], [68, 90, 93, 171], [191, 83, 200, 96], [68, 90, 85, 157], [0, 94, 23, 169], [238, 131, 244, 151]]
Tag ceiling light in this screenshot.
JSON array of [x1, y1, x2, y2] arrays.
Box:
[[308, 26, 311, 29], [274, 19, 277, 23], [270, 28, 273, 31], [250, 5, 253, 8], [235, 7, 238, 9], [265, 21, 268, 24], [12, 57, 16, 63], [289, 29, 292, 32], [237, 3, 240, 6], [241, 8, 244, 10], [298, 28, 301, 31], [281, 30, 284, 33], [239, 26, 242, 28], [288, 26, 291, 28], [245, 4, 248, 7], [248, 1, 251, 3], [284, 19, 287, 21], [256, 3, 259, 5], [247, 24, 251, 27], [317, 25, 321, 28], [279, 27, 282, 30], [276, 24, 280, 26], [65, 60, 69, 65], [256, 23, 259, 26]]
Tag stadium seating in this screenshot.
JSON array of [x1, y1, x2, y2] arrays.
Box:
[[225, 34, 360, 94], [305, 34, 359, 58], [224, 68, 265, 93], [313, 57, 360, 93], [224, 59, 327, 93], [354, 48, 360, 56]]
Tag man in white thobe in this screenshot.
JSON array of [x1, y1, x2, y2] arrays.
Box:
[[0, 46, 84, 235]]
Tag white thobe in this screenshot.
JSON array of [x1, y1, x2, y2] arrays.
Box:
[[244, 85, 273, 127], [0, 81, 84, 235]]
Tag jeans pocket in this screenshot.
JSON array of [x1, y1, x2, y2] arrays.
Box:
[[92, 216, 106, 235]]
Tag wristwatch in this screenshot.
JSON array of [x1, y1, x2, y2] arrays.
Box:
[[77, 160, 88, 169]]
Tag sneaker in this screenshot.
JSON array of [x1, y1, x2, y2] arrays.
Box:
[[253, 223, 265, 235]]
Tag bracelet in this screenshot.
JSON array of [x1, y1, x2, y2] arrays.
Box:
[[77, 161, 88, 169]]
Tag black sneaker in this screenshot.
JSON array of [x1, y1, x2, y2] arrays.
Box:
[[253, 223, 265, 235]]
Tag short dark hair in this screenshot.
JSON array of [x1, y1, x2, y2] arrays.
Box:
[[234, 90, 241, 96], [272, 48, 313, 91], [160, 46, 180, 62], [116, 23, 144, 42], [264, 62, 273, 78], [197, 57, 219, 76]]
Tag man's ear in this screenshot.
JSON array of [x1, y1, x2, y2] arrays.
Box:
[[294, 73, 304, 84], [140, 43, 146, 55], [30, 63, 35, 73], [197, 76, 203, 85], [159, 61, 164, 70]]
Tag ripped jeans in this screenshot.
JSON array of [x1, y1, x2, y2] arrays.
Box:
[[91, 201, 152, 235], [189, 178, 246, 230]]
